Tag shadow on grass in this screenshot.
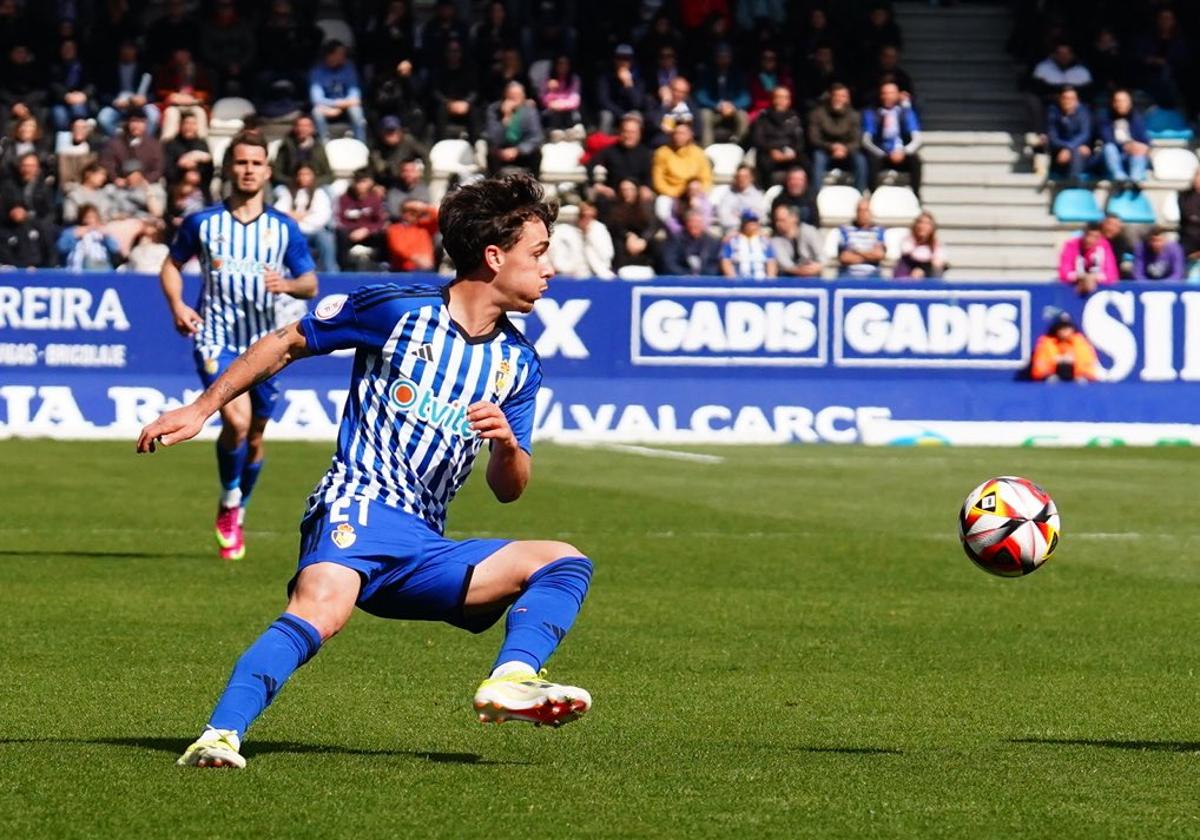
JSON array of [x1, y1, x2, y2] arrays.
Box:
[[0, 737, 527, 765], [794, 746, 903, 756], [1011, 738, 1200, 753]]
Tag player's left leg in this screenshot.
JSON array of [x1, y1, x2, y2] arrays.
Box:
[[236, 415, 269, 528], [467, 541, 594, 726], [214, 394, 252, 560]]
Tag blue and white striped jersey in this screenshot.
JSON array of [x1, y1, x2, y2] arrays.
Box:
[[169, 203, 316, 354], [298, 283, 542, 534]]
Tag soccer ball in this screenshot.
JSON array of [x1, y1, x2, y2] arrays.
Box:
[[959, 476, 1061, 577]]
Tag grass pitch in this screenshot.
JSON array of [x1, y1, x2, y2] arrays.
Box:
[[1, 439, 1197, 839]]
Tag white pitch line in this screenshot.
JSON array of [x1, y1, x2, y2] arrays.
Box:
[[561, 441, 724, 464]]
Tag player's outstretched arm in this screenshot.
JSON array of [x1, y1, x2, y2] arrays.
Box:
[[469, 401, 531, 503], [136, 322, 312, 453]]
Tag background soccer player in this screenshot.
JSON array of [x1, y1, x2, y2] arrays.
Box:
[[138, 173, 593, 769], [159, 131, 319, 561]]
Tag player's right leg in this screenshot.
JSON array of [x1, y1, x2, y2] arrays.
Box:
[[213, 394, 252, 560], [177, 562, 359, 768]]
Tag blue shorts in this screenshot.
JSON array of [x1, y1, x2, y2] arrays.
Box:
[[295, 497, 511, 633], [194, 347, 279, 419]]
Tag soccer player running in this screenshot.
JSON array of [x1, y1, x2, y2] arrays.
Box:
[[138, 173, 593, 769], [159, 131, 319, 561]]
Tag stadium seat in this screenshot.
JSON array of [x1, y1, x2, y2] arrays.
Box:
[[528, 59, 552, 92], [763, 183, 783, 209], [557, 203, 580, 224], [707, 184, 730, 209], [326, 137, 370, 179], [316, 18, 355, 48], [816, 185, 861, 224], [1051, 188, 1103, 223], [267, 137, 282, 163], [654, 194, 674, 225], [539, 141, 586, 184], [1106, 190, 1156, 224], [329, 179, 349, 200], [869, 186, 920, 225], [1162, 193, 1181, 225], [208, 135, 231, 168], [617, 265, 655, 280], [1145, 107, 1194, 142], [208, 97, 255, 136], [822, 228, 841, 262], [705, 143, 744, 185], [1150, 147, 1198, 182], [430, 139, 478, 178], [884, 227, 907, 263]]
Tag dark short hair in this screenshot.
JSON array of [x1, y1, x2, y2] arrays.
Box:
[[228, 130, 268, 158], [1085, 222, 1102, 232], [439, 173, 557, 275]]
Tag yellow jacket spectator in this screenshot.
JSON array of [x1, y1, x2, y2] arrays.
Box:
[[651, 121, 712, 198]]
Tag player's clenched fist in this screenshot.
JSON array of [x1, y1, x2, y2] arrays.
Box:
[[264, 268, 288, 294], [136, 405, 207, 453], [467, 401, 517, 450], [171, 302, 203, 336]]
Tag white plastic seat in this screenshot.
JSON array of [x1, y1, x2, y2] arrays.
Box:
[[704, 143, 744, 185], [429, 138, 479, 179], [816, 185, 862, 225], [317, 18, 355, 48], [556, 203, 580, 224], [654, 194, 675, 225], [822, 228, 841, 262], [1162, 193, 1181, 224], [267, 137, 282, 163], [763, 183, 783, 209], [617, 265, 656, 281], [884, 226, 908, 263], [707, 184, 730, 208], [1151, 147, 1199, 182], [329, 178, 350, 200], [539, 141, 586, 183], [869, 185, 921, 225], [325, 137, 370, 179], [208, 97, 255, 136], [207, 135, 231, 168]]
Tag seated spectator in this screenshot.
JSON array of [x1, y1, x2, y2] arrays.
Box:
[[369, 57, 426, 140], [335, 168, 388, 270], [720, 210, 777, 279], [1031, 43, 1094, 106], [549, 201, 615, 278], [521, 2, 577, 66], [696, 43, 749, 146], [111, 160, 167, 220], [0, 43, 48, 133], [797, 43, 842, 112], [659, 207, 722, 276], [485, 81, 544, 175], [663, 177, 714, 236], [370, 116, 429, 189], [1134, 226, 1185, 281], [199, 0, 255, 98], [147, 0, 199, 67], [155, 47, 213, 141], [770, 166, 820, 228], [384, 158, 433, 220], [274, 162, 336, 273], [769, 204, 822, 277], [589, 114, 654, 203], [1087, 27, 1131, 99], [123, 221, 170, 273], [596, 44, 650, 133], [253, 1, 320, 116], [600, 177, 658, 271], [1030, 313, 1099, 382], [0, 117, 53, 179], [482, 47, 531, 110], [469, 1, 518, 73], [751, 86, 806, 189], [648, 43, 681, 95], [0, 201, 53, 267], [1178, 170, 1200, 277], [57, 203, 122, 270], [650, 77, 697, 144], [808, 83, 868, 194], [1058, 222, 1118, 294], [56, 117, 102, 188], [97, 40, 160, 137], [2, 153, 55, 238], [430, 40, 479, 141], [863, 81, 923, 196], [167, 171, 208, 231], [894, 212, 948, 279], [64, 162, 116, 223], [420, 0, 469, 69], [1046, 87, 1092, 184], [651, 120, 712, 199], [385, 199, 438, 272], [309, 40, 367, 142], [836, 198, 886, 279], [1100, 214, 1136, 279], [49, 38, 94, 131], [164, 112, 213, 189], [748, 47, 793, 120], [868, 46, 916, 103], [716, 164, 766, 231], [1098, 89, 1149, 188], [1133, 8, 1190, 112], [100, 113, 165, 186], [539, 54, 583, 135], [274, 115, 333, 187]]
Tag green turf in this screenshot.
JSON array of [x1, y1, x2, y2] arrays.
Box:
[[1, 439, 1198, 838]]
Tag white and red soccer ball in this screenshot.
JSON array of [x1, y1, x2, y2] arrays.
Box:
[[959, 476, 1061, 577]]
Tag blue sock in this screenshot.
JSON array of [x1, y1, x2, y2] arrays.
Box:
[[216, 441, 248, 492], [491, 556, 592, 673], [240, 459, 264, 506], [208, 614, 322, 737]]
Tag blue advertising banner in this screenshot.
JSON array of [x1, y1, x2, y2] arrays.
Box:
[[0, 271, 1197, 445]]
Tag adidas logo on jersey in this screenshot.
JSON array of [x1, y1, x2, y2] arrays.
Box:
[[410, 343, 435, 362], [389, 376, 474, 439]]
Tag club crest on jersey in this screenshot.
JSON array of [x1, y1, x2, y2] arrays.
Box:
[[330, 523, 356, 549], [495, 360, 512, 394], [388, 376, 474, 438]]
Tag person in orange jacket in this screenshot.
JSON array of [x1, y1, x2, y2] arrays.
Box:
[[1030, 312, 1100, 382]]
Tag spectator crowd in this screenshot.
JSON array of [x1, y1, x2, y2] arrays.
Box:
[[0, 0, 937, 278]]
